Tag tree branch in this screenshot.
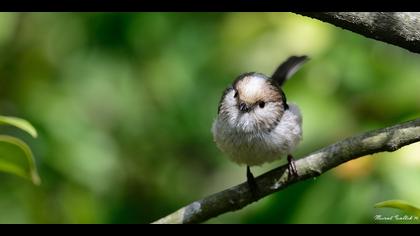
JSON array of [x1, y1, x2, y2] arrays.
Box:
[[295, 12, 420, 54], [153, 118, 420, 224]]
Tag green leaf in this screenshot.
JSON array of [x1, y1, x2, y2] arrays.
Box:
[[375, 200, 420, 217], [0, 159, 28, 179], [0, 135, 41, 185], [0, 115, 37, 138]]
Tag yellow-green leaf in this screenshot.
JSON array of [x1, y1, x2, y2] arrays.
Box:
[[375, 200, 420, 217], [0, 135, 41, 185], [0, 115, 37, 138], [0, 159, 28, 180]]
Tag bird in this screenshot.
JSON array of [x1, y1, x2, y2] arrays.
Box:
[[211, 55, 309, 195]]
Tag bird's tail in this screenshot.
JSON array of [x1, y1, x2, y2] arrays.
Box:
[[271, 55, 309, 87]]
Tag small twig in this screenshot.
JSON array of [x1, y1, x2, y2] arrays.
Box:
[[295, 12, 420, 53]]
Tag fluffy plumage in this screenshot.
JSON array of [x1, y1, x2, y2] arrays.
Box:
[[212, 56, 308, 166]]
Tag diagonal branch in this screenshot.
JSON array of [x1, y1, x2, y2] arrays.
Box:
[[153, 118, 420, 224], [294, 12, 420, 54]]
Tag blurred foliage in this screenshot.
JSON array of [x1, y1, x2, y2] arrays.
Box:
[[0, 115, 39, 185], [375, 200, 420, 217], [0, 12, 419, 224]]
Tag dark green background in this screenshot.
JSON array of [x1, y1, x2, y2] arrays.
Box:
[[0, 13, 419, 223]]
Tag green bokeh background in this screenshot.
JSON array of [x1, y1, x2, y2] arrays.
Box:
[[0, 12, 419, 224]]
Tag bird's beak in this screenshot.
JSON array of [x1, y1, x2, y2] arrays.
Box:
[[239, 102, 250, 112]]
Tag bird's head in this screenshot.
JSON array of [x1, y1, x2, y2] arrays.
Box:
[[218, 72, 286, 133]]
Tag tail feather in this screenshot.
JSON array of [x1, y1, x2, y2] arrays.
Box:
[[271, 55, 309, 86]]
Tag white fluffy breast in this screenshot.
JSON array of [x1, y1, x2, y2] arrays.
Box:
[[212, 103, 303, 166]]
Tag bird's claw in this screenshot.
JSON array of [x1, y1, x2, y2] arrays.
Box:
[[246, 166, 259, 199], [287, 154, 298, 179]]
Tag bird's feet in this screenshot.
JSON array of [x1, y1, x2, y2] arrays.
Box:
[[246, 166, 259, 199], [287, 154, 298, 179]]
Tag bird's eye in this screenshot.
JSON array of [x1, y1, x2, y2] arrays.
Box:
[[259, 101, 265, 108], [233, 91, 238, 98]]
